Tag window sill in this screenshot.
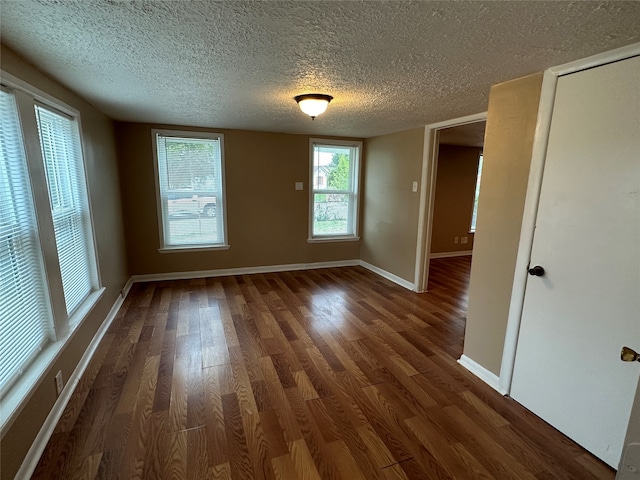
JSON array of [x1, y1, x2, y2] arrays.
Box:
[[158, 244, 231, 253], [1, 287, 105, 435], [307, 236, 360, 244]]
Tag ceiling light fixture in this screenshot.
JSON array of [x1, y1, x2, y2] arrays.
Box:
[[294, 93, 333, 120]]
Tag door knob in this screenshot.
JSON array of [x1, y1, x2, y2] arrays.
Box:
[[621, 346, 640, 362], [528, 265, 545, 276]]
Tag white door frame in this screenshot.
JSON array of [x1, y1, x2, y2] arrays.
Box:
[[413, 112, 487, 293], [498, 42, 640, 395]]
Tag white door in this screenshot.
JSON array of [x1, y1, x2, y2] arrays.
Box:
[[510, 56, 640, 468]]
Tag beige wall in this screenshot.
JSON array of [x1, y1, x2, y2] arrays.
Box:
[[1, 46, 128, 479], [116, 123, 363, 274], [430, 145, 481, 254], [463, 73, 544, 375], [360, 128, 424, 283]]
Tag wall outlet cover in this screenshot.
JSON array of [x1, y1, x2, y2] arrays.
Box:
[[55, 370, 64, 396], [295, 182, 304, 191]]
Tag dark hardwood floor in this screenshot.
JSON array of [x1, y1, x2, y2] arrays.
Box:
[[32, 257, 614, 479]]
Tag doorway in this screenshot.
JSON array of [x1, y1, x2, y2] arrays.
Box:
[[414, 113, 486, 293]]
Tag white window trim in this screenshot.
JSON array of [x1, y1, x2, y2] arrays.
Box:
[[151, 128, 229, 251], [469, 151, 483, 234], [0, 71, 103, 433], [308, 138, 362, 243]]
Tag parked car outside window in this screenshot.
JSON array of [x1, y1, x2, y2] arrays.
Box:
[[167, 191, 216, 218]]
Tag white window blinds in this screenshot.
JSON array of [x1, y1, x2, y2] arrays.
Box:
[[0, 89, 53, 394], [35, 105, 94, 315], [155, 133, 225, 247]]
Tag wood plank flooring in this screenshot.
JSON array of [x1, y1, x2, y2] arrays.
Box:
[[32, 257, 614, 479]]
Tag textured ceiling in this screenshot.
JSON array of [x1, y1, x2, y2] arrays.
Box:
[[1, 1, 639, 138], [440, 122, 486, 148]]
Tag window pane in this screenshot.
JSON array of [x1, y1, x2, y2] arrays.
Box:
[[313, 193, 350, 235], [35, 105, 94, 315], [0, 89, 52, 394], [313, 145, 352, 191], [156, 134, 224, 247]]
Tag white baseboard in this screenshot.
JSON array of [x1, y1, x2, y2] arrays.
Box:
[[14, 289, 128, 480], [429, 250, 473, 259], [130, 259, 361, 283], [359, 260, 416, 291], [458, 354, 507, 395], [130, 259, 416, 292], [121, 276, 134, 297]]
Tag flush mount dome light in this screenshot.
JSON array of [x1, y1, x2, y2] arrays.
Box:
[[294, 93, 333, 120]]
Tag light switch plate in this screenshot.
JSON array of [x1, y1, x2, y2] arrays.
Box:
[[412, 181, 418, 192], [295, 182, 304, 191]]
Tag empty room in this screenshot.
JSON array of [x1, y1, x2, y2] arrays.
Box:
[[1, 2, 640, 479]]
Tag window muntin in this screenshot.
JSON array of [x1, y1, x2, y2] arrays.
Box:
[[153, 130, 226, 249], [35, 105, 95, 314], [310, 140, 361, 240], [470, 152, 483, 233], [0, 89, 53, 395]]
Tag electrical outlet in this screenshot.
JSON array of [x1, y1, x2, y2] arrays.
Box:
[[295, 182, 304, 191], [55, 370, 64, 397], [454, 236, 459, 244], [461, 236, 468, 244]]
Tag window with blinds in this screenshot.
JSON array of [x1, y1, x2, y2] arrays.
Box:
[[0, 79, 99, 410], [35, 105, 94, 315], [153, 130, 226, 248], [0, 89, 53, 395]]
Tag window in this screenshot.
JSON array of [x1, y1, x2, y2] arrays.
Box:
[[35, 105, 95, 315], [470, 152, 483, 233], [0, 77, 101, 408], [309, 139, 361, 241], [0, 89, 53, 396], [152, 130, 227, 250]]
